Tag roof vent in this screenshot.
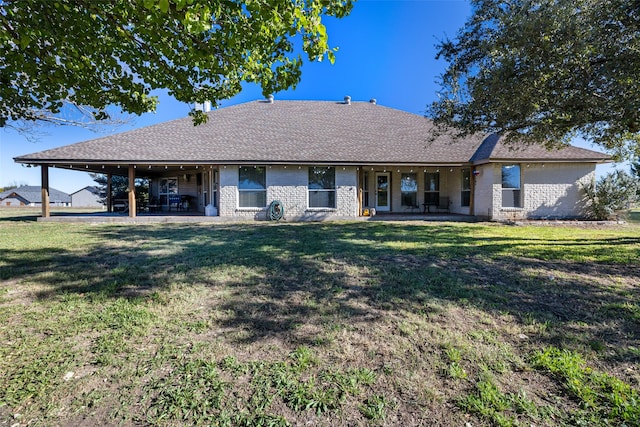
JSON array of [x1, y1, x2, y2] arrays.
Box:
[[344, 95, 351, 105], [267, 94, 274, 103], [369, 98, 376, 105]]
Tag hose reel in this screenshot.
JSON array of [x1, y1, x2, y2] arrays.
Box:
[[268, 200, 284, 221]]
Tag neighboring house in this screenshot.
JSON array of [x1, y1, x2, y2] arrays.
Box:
[[71, 186, 104, 208], [0, 186, 71, 207], [14, 98, 610, 220]]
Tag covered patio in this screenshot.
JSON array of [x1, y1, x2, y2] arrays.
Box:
[[33, 162, 219, 220]]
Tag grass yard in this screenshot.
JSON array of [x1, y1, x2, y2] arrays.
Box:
[[1, 209, 639, 426]]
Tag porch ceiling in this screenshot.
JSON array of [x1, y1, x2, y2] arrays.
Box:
[[41, 162, 217, 178], [35, 161, 471, 177]]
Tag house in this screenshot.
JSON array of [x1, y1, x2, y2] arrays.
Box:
[[14, 98, 610, 221], [70, 186, 104, 208], [0, 185, 71, 207]]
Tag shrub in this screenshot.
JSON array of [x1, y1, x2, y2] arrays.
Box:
[[582, 170, 639, 220]]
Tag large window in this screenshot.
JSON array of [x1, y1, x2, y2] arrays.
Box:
[[363, 171, 370, 208], [424, 172, 440, 205], [461, 169, 471, 207], [401, 173, 418, 207], [159, 177, 178, 207], [239, 166, 266, 208], [309, 167, 336, 208], [501, 164, 521, 208]]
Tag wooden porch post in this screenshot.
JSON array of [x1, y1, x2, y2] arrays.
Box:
[[128, 165, 136, 217], [41, 164, 50, 218], [106, 173, 113, 213]]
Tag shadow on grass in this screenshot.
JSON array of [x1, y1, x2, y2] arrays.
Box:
[[2, 222, 639, 362]]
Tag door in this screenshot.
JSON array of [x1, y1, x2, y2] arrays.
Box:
[[376, 172, 390, 211]]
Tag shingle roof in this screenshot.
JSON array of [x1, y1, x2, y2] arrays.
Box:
[[470, 133, 610, 164], [70, 186, 100, 196], [14, 100, 609, 166], [0, 186, 71, 203]]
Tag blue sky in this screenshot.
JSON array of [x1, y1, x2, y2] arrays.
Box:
[[0, 0, 617, 193]]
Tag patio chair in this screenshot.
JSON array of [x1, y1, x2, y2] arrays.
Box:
[[168, 195, 181, 211], [147, 197, 160, 213]]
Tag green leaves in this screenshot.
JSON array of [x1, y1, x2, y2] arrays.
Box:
[[429, 0, 640, 159], [0, 0, 353, 127]]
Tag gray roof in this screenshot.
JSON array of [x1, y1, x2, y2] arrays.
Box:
[[70, 186, 100, 196], [0, 186, 71, 203], [470, 133, 609, 164], [14, 100, 609, 169]]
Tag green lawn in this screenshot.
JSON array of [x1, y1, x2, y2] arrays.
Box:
[[1, 209, 639, 426]]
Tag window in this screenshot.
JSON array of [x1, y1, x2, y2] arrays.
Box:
[[401, 173, 418, 207], [239, 166, 266, 207], [461, 169, 471, 207], [159, 177, 178, 207], [363, 171, 370, 207], [309, 167, 336, 208], [501, 164, 521, 208], [424, 172, 440, 205]]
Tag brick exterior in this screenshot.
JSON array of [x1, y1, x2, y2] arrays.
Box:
[[474, 162, 595, 220], [218, 166, 358, 220], [145, 163, 596, 221]]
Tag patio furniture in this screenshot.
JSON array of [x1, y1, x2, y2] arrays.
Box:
[[113, 199, 128, 213], [147, 197, 160, 213], [168, 195, 181, 211], [179, 195, 193, 211], [423, 197, 449, 213]]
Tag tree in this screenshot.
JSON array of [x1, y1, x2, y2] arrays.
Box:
[[90, 174, 149, 205], [632, 159, 640, 179], [582, 170, 639, 220], [429, 0, 640, 160], [632, 159, 640, 198], [0, 0, 352, 128]]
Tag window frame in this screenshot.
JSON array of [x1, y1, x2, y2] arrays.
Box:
[[238, 166, 267, 208], [461, 169, 471, 207], [159, 177, 178, 207], [363, 171, 370, 208], [501, 164, 522, 208], [424, 172, 440, 206], [308, 166, 336, 209], [400, 173, 418, 207]]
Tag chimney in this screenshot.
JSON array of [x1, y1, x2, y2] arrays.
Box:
[[369, 98, 376, 105], [344, 95, 351, 105], [267, 94, 274, 103]]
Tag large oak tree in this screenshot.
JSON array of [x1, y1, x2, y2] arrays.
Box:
[[0, 0, 352, 127], [429, 0, 640, 160]]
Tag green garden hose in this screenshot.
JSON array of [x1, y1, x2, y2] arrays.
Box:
[[268, 200, 284, 221]]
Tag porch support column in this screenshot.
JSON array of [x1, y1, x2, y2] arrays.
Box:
[[128, 165, 136, 218], [106, 173, 113, 213], [41, 164, 50, 218]]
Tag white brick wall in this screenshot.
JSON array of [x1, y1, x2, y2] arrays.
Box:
[[479, 162, 595, 220], [472, 164, 495, 218], [218, 165, 359, 220]]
